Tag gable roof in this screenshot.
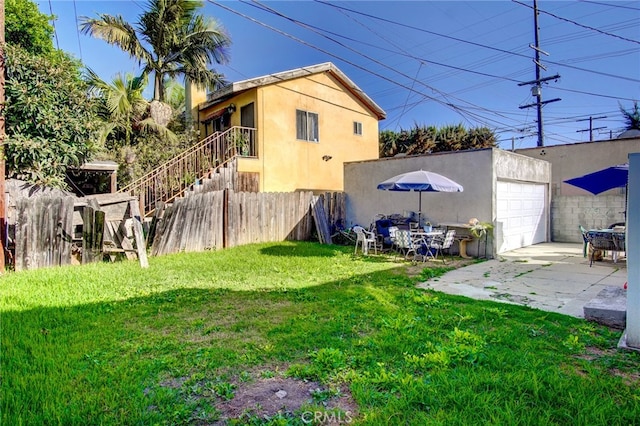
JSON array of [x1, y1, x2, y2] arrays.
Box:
[[201, 62, 386, 120]]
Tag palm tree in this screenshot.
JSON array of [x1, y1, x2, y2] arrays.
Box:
[[81, 0, 230, 102], [87, 70, 180, 183], [86, 69, 176, 148], [620, 101, 640, 131]]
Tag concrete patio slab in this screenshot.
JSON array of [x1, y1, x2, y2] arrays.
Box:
[[417, 242, 628, 319], [584, 286, 627, 328]]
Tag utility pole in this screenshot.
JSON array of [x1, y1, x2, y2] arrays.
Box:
[[518, 0, 560, 147], [532, 0, 544, 147], [0, 0, 6, 273], [576, 116, 607, 142]]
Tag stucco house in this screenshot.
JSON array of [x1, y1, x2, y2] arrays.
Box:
[[187, 62, 386, 193]]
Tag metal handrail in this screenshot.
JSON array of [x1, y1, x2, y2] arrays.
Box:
[[118, 126, 257, 216]]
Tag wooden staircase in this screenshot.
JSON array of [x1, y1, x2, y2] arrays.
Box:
[[118, 126, 256, 217]]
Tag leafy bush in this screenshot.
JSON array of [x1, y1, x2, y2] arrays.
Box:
[[4, 45, 101, 187]]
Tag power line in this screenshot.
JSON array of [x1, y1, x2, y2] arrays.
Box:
[[315, 0, 640, 83], [248, 0, 547, 118], [72, 0, 83, 61], [576, 115, 607, 141], [131, 1, 146, 11], [210, 0, 633, 143], [315, 0, 533, 60], [248, 3, 522, 85], [396, 63, 424, 131], [580, 0, 640, 12], [512, 0, 640, 45], [553, 86, 637, 102], [233, 0, 518, 129], [559, 47, 640, 64], [247, 0, 540, 130], [48, 0, 60, 50]]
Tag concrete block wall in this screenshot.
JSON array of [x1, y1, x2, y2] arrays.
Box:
[[516, 138, 638, 244], [552, 195, 626, 242]]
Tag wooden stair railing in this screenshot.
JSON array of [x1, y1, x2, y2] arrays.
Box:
[[118, 126, 257, 217]]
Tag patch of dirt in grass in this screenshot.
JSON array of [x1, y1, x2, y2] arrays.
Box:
[[213, 376, 358, 424], [159, 376, 188, 389], [575, 347, 640, 385], [578, 346, 612, 360], [611, 368, 640, 386]]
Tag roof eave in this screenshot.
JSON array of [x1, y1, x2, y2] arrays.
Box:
[[202, 62, 386, 120]]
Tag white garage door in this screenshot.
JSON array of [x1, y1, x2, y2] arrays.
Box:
[[496, 181, 546, 253]]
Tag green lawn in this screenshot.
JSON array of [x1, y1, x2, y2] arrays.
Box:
[[1, 242, 638, 425]]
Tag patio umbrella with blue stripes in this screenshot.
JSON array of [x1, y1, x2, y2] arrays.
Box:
[[377, 170, 463, 224]]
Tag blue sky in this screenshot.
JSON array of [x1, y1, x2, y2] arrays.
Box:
[[37, 0, 640, 149]]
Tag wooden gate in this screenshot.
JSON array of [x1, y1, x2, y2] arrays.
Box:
[[14, 196, 75, 271]]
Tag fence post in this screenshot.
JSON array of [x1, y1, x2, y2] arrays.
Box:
[[129, 199, 149, 268], [139, 193, 146, 219], [146, 201, 165, 249], [223, 188, 229, 248], [82, 206, 104, 264]]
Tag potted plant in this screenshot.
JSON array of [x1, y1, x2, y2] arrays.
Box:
[[229, 131, 250, 156], [469, 219, 493, 259]]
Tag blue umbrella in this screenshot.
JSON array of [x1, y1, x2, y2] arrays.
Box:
[[377, 170, 463, 223], [564, 163, 629, 220], [564, 163, 628, 195]]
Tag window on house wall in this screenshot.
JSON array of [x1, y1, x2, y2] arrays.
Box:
[[296, 109, 319, 142], [353, 121, 363, 136]]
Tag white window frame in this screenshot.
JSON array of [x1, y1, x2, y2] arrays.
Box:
[[296, 109, 319, 142], [353, 121, 363, 136]]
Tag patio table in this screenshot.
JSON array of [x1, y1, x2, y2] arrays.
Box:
[[412, 230, 444, 240], [586, 229, 625, 265]]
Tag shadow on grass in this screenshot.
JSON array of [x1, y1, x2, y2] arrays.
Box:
[[259, 243, 342, 257], [259, 243, 402, 264], [3, 243, 637, 426], [0, 264, 420, 425]]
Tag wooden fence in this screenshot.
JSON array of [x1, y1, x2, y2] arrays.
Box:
[[319, 191, 346, 231], [226, 191, 314, 248], [10, 190, 346, 269], [151, 191, 226, 255], [14, 196, 75, 271], [151, 190, 317, 255]]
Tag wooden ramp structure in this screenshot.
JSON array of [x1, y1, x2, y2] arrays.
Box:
[[76, 194, 148, 268]]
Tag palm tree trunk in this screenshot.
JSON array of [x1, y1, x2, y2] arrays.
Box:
[[154, 73, 162, 101]]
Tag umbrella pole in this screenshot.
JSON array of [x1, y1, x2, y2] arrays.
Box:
[[418, 192, 422, 226]]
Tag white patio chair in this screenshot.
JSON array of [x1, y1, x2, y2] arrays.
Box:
[[429, 230, 456, 263], [387, 226, 399, 252], [353, 225, 378, 255], [394, 229, 420, 261]]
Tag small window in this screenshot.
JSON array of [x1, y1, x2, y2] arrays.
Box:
[[353, 121, 363, 136], [296, 109, 319, 142]]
